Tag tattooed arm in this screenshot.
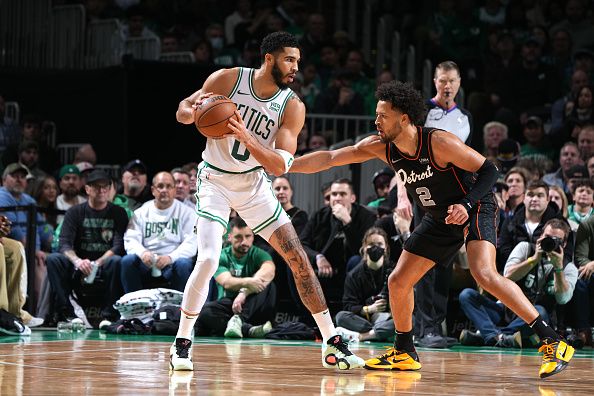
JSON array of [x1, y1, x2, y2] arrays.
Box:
[[268, 222, 328, 313]]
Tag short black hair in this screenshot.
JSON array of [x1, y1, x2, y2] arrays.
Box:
[[332, 177, 354, 193], [260, 31, 299, 61], [229, 216, 248, 230], [375, 81, 426, 126], [526, 179, 549, 195]]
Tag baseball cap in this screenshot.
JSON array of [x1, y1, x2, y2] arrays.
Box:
[[566, 164, 589, 179], [497, 139, 520, 173], [59, 164, 81, 179], [2, 163, 32, 179], [76, 161, 95, 173], [372, 167, 395, 188], [123, 159, 147, 174], [85, 170, 110, 185], [524, 116, 543, 127]]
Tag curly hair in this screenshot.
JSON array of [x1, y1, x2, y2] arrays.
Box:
[[375, 81, 426, 126], [260, 31, 300, 60]]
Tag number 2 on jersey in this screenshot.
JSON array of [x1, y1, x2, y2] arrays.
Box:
[[416, 187, 436, 206], [231, 139, 251, 161]]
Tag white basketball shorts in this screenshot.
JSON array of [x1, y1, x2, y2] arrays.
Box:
[[194, 161, 290, 241]]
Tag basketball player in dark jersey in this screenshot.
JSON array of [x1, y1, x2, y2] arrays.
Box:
[[290, 80, 573, 379]]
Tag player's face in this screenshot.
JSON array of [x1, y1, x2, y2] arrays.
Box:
[[229, 226, 254, 255], [375, 100, 403, 143], [271, 48, 300, 89], [272, 178, 293, 205]]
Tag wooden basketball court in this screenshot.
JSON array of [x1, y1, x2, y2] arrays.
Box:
[[1, 330, 593, 395]]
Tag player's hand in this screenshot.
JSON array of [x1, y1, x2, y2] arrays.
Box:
[[393, 212, 411, 235], [369, 299, 387, 313], [226, 110, 252, 143], [191, 92, 214, 110], [396, 195, 413, 221], [578, 261, 594, 280], [232, 293, 246, 314], [331, 203, 352, 225], [316, 255, 333, 278], [445, 204, 468, 225]]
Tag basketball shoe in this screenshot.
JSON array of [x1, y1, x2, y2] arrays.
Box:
[[170, 338, 193, 371], [322, 335, 365, 370], [538, 338, 574, 379], [224, 315, 243, 338], [364, 347, 422, 371]]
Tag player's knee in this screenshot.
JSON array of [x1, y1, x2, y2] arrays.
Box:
[[388, 271, 407, 292], [473, 268, 499, 289]]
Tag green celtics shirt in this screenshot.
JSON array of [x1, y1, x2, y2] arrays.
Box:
[[214, 245, 272, 299]]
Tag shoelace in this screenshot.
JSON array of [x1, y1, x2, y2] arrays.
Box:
[[176, 340, 191, 359], [330, 336, 353, 356], [538, 342, 556, 362], [378, 346, 396, 360]]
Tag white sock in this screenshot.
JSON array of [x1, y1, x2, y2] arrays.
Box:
[[312, 309, 336, 343], [176, 308, 199, 340]]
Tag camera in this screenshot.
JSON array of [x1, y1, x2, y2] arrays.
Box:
[[540, 236, 562, 253]]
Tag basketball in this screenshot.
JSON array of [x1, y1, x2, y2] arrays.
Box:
[[194, 95, 238, 139]]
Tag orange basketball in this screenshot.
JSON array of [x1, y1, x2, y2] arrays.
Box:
[[194, 95, 238, 139]]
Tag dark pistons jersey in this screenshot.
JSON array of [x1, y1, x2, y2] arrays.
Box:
[[386, 126, 472, 222]]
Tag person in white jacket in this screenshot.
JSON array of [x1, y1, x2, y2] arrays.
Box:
[[122, 172, 198, 293]]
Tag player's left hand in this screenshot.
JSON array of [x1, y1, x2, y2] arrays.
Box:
[[445, 204, 468, 225], [226, 110, 252, 143]]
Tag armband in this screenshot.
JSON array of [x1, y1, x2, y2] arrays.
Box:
[[275, 149, 294, 173]]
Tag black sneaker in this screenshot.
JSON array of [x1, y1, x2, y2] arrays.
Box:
[[459, 329, 484, 346], [494, 332, 522, 348], [170, 338, 193, 371], [0, 309, 31, 336], [322, 335, 365, 370], [417, 333, 448, 348]]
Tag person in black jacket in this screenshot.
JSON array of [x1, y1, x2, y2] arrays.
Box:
[[46, 170, 129, 324], [300, 178, 376, 303], [335, 228, 395, 342], [497, 180, 571, 272]]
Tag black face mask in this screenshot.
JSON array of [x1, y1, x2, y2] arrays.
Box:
[[367, 245, 385, 262]]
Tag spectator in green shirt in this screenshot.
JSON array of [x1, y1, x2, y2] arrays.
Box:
[[196, 217, 275, 338]]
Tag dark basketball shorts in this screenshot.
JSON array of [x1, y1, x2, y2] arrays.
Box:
[[404, 193, 499, 265]]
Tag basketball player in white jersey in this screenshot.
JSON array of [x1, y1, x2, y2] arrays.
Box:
[[170, 32, 364, 371]]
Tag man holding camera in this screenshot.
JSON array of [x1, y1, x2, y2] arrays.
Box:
[[460, 219, 577, 347]]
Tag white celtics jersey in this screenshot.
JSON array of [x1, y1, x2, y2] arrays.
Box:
[[201, 67, 295, 173]]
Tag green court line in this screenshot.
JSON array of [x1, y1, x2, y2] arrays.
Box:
[[2, 330, 594, 359]]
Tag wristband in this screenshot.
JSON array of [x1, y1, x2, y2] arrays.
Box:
[[554, 268, 563, 273], [239, 288, 248, 294], [363, 306, 370, 321]]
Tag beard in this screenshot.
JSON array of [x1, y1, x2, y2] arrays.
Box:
[[271, 62, 289, 89]]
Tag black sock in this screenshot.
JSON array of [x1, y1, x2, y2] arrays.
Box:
[[529, 315, 558, 341], [394, 330, 415, 352]]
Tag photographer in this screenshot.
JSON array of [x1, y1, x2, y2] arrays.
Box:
[[459, 219, 577, 347], [334, 228, 395, 342]]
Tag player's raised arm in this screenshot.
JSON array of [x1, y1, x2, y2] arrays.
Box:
[[290, 135, 387, 174], [176, 68, 238, 124]]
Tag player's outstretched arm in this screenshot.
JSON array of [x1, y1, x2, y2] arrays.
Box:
[[290, 135, 386, 174], [176, 68, 238, 124]]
